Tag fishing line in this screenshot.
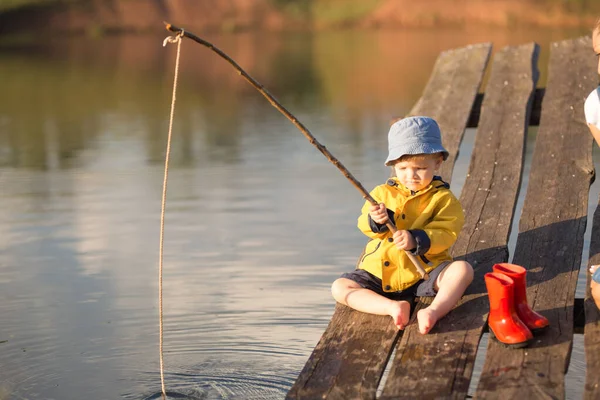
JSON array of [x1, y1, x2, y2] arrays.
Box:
[[158, 29, 184, 398]]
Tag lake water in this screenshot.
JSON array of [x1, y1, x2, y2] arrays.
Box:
[[0, 25, 596, 399]]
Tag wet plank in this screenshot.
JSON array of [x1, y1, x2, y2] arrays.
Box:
[[585, 197, 600, 400], [380, 43, 539, 400], [475, 37, 597, 400], [285, 303, 398, 400], [286, 43, 491, 400]]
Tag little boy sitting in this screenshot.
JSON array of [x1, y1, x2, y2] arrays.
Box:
[[331, 116, 473, 334]]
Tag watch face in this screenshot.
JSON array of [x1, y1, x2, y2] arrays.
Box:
[[585, 86, 600, 129]]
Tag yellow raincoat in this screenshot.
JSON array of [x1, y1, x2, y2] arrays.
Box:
[[357, 176, 464, 292]]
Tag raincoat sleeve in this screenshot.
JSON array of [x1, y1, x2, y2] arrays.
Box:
[[357, 186, 392, 240], [415, 191, 464, 256]]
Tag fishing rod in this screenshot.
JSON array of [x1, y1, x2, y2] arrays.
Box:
[[163, 22, 429, 281]]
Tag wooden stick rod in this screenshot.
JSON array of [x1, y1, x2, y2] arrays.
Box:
[[164, 22, 429, 281]]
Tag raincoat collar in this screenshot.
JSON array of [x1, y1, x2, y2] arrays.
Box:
[[385, 175, 449, 196]]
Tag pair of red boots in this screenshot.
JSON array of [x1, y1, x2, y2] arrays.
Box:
[[484, 263, 549, 348]]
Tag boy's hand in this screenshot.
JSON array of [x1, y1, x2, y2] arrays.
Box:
[[393, 230, 416, 251], [369, 203, 389, 224]]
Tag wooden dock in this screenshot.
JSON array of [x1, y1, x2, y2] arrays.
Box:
[[286, 37, 600, 399]]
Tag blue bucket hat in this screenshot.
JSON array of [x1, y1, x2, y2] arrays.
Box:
[[385, 116, 449, 166]]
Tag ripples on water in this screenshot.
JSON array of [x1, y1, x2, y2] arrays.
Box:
[[0, 25, 595, 398]]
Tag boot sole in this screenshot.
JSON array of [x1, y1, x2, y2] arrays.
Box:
[[489, 329, 531, 349], [530, 325, 548, 335]]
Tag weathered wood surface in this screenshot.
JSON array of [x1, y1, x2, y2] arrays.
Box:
[[286, 43, 491, 400], [285, 302, 399, 400], [380, 43, 539, 400], [475, 37, 597, 399], [409, 43, 492, 181], [585, 196, 600, 399]]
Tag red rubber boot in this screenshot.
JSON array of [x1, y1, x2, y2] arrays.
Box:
[[485, 272, 533, 348], [493, 263, 549, 333]]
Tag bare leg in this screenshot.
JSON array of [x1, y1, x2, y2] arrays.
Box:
[[592, 281, 600, 310], [591, 265, 600, 310], [331, 278, 411, 329], [417, 260, 474, 334]]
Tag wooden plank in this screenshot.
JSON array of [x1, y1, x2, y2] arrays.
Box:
[[286, 43, 491, 400], [585, 197, 600, 399], [409, 43, 493, 182], [475, 36, 597, 400], [285, 304, 398, 400], [380, 43, 539, 400]]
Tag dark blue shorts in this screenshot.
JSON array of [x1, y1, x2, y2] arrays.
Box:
[[340, 261, 450, 307]]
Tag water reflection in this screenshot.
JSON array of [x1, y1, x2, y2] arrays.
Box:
[[2, 26, 590, 171], [0, 26, 593, 399]]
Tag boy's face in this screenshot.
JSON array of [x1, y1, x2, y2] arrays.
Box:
[[392, 155, 442, 192], [594, 28, 600, 76]]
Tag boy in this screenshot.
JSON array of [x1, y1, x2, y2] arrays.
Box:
[[331, 116, 473, 334], [585, 18, 600, 310]]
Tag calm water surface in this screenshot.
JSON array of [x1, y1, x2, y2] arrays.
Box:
[[0, 26, 596, 399]]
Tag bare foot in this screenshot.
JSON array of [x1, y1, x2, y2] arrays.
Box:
[[388, 301, 410, 330], [417, 307, 440, 334]]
